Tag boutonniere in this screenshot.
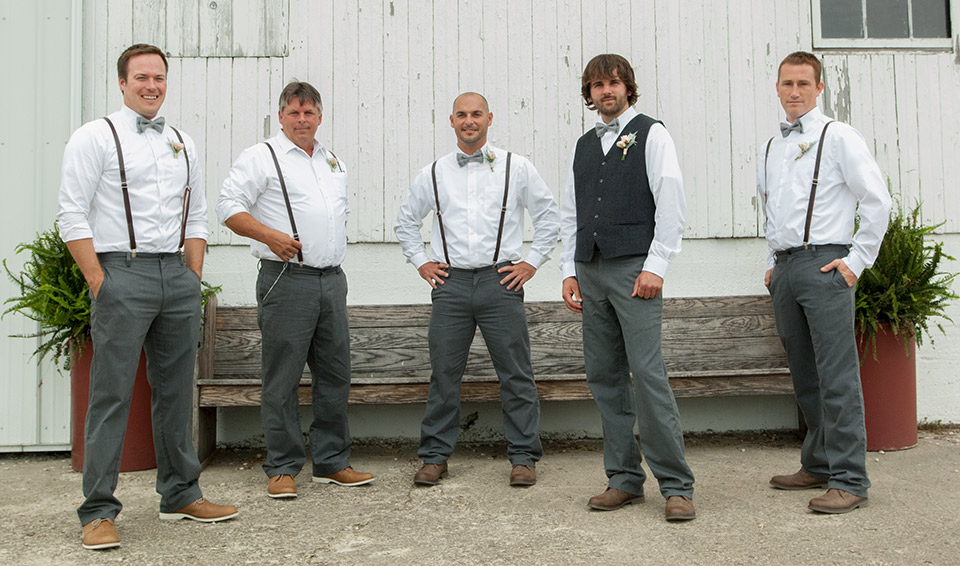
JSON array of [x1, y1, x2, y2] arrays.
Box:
[[484, 149, 496, 171], [328, 156, 339, 172], [169, 140, 184, 158], [616, 132, 637, 161], [796, 141, 817, 160]]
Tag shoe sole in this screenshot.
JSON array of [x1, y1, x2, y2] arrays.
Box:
[[808, 499, 868, 514], [588, 495, 644, 511], [311, 476, 375, 487], [82, 541, 120, 550], [510, 479, 536, 487], [413, 471, 448, 486], [158, 510, 240, 522], [769, 481, 828, 491], [267, 492, 298, 499], [666, 512, 697, 521]]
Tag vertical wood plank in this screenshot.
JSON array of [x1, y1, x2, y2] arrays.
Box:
[[531, 0, 561, 204], [506, 0, 534, 159], [458, 0, 484, 92], [604, 0, 631, 56], [892, 53, 920, 210], [82, 0, 109, 122], [198, 0, 231, 56], [166, 0, 200, 57], [868, 54, 900, 199], [630, 0, 656, 116], [677, 1, 706, 238], [556, 0, 584, 185], [407, 0, 436, 245], [383, 0, 410, 242], [263, 0, 288, 56], [433, 1, 459, 157], [356, 0, 385, 241], [580, 0, 606, 64], [332, 0, 361, 241], [132, 0, 166, 46], [728, 0, 760, 237], [702, 0, 732, 238], [163, 57, 183, 127], [204, 57, 233, 243], [913, 56, 945, 228], [938, 54, 960, 233], [481, 2, 509, 148], [107, 0, 135, 112]]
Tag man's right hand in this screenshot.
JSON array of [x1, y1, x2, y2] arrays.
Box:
[[764, 268, 773, 287], [418, 262, 450, 289], [264, 228, 303, 263], [88, 271, 105, 300], [562, 277, 583, 313]]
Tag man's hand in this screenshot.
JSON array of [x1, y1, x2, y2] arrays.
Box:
[[562, 277, 583, 313], [632, 271, 663, 299], [821, 258, 857, 287], [87, 271, 106, 300], [498, 261, 536, 291], [764, 268, 773, 287], [264, 228, 303, 263], [418, 262, 450, 289]]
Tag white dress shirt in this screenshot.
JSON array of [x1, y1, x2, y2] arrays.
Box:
[[57, 105, 209, 251], [217, 132, 349, 269], [757, 106, 891, 276], [558, 106, 687, 280], [395, 144, 560, 270]]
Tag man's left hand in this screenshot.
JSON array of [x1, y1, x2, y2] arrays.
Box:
[[632, 271, 663, 299], [821, 258, 857, 287], [498, 261, 537, 291]]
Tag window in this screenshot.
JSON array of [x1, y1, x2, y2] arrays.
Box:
[[813, 0, 953, 48]]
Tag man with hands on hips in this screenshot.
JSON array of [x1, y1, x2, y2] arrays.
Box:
[[395, 92, 559, 487]]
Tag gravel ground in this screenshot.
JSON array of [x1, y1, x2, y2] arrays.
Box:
[[2, 430, 959, 566]]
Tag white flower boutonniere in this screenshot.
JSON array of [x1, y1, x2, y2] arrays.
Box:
[[616, 132, 637, 161], [796, 141, 817, 160], [484, 149, 496, 171], [169, 140, 184, 158], [328, 156, 339, 172]]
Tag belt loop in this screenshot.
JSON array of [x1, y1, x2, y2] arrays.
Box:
[[125, 252, 132, 267]]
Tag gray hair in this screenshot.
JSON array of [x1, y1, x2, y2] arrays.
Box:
[[278, 81, 323, 113]]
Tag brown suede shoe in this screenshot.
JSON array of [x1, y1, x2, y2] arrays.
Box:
[[81, 518, 119, 550], [808, 488, 868, 514], [665, 495, 696, 521], [587, 488, 644, 511], [769, 469, 828, 490], [509, 465, 536, 487], [312, 466, 375, 487], [159, 498, 239, 522], [267, 474, 297, 499], [413, 463, 448, 486]]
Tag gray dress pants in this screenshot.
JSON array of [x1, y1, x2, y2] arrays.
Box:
[[78, 253, 203, 525], [419, 265, 542, 466], [577, 253, 694, 499], [257, 260, 352, 478], [769, 244, 870, 497]]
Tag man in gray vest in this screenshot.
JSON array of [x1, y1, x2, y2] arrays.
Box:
[[217, 81, 373, 500], [559, 54, 695, 521], [58, 43, 238, 551], [395, 92, 559, 487], [760, 51, 890, 514]]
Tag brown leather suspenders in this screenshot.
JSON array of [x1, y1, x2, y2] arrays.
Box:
[[263, 142, 305, 266], [431, 152, 513, 267]]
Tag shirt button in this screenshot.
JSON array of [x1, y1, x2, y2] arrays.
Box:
[[601, 161, 606, 166]]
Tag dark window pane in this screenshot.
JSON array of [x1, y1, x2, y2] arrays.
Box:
[[912, 0, 951, 37], [866, 0, 910, 38], [822, 0, 865, 37]]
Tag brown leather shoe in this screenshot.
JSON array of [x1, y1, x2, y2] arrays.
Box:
[[509, 465, 536, 487], [808, 488, 868, 514], [769, 469, 828, 490], [413, 463, 448, 486], [267, 474, 297, 499], [312, 466, 375, 487], [158, 498, 239, 522], [587, 488, 644, 511], [81, 518, 119, 550], [665, 495, 696, 521]]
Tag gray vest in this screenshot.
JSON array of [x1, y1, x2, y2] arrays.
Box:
[[573, 113, 659, 262]]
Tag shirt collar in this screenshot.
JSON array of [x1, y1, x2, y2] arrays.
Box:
[[118, 104, 162, 132], [787, 106, 825, 133], [612, 106, 638, 136], [276, 130, 323, 157]]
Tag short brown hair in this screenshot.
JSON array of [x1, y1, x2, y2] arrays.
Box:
[[778, 51, 822, 83], [117, 44, 168, 80], [278, 81, 323, 113], [581, 54, 639, 111]]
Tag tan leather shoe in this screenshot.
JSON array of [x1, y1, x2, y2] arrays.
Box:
[[770, 469, 828, 490], [413, 463, 448, 486], [81, 518, 119, 550], [312, 466, 375, 487], [665, 495, 696, 521], [808, 488, 868, 514], [267, 474, 298, 499], [159, 498, 239, 522], [509, 464, 536, 487], [587, 488, 644, 511]]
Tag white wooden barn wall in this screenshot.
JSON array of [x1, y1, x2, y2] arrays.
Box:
[[82, 0, 960, 245]]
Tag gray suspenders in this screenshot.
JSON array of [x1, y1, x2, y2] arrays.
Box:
[[102, 117, 192, 256], [430, 152, 513, 267], [763, 121, 833, 248]]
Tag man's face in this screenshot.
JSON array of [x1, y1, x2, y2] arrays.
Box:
[[776, 63, 824, 123], [588, 73, 631, 121], [449, 94, 492, 151], [278, 98, 322, 152], [119, 54, 167, 119]]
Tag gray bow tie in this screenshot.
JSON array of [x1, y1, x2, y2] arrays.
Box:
[[780, 120, 802, 138], [457, 150, 484, 167], [595, 118, 619, 137], [136, 115, 165, 134]]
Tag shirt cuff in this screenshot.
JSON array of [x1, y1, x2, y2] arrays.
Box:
[[560, 261, 577, 280], [57, 217, 93, 243], [843, 254, 867, 278], [523, 251, 547, 270], [641, 255, 670, 279], [410, 252, 430, 269]]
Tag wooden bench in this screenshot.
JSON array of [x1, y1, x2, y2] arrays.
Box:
[[193, 295, 793, 462]]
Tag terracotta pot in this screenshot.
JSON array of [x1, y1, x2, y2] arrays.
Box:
[[857, 324, 918, 451], [70, 338, 157, 472]]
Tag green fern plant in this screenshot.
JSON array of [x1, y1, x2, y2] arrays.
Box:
[[855, 201, 958, 359]]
